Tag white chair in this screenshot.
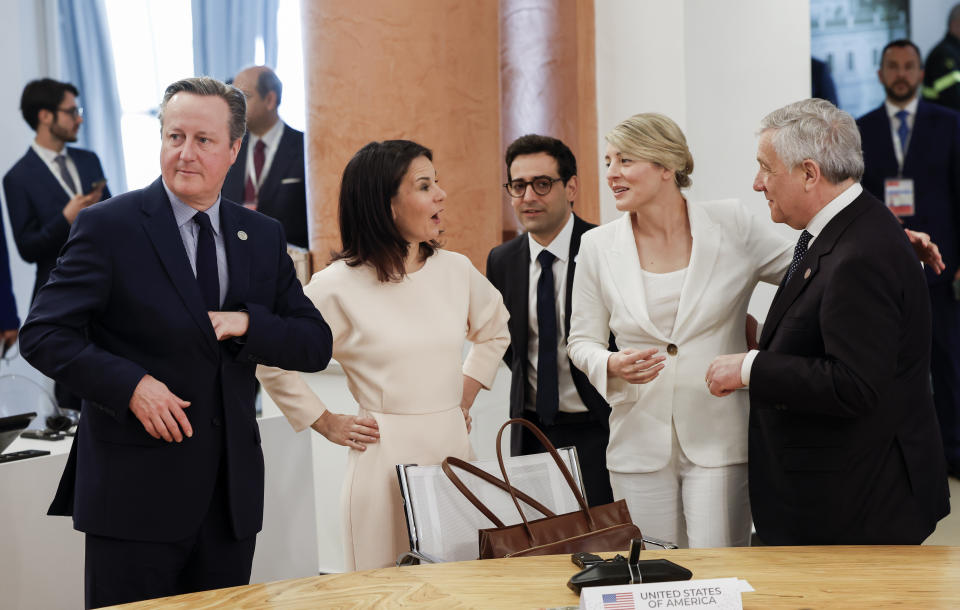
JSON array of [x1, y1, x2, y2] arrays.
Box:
[[396, 448, 585, 565]]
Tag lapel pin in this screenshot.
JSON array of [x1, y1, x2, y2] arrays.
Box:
[[803, 268, 811, 279], [237, 230, 248, 241]]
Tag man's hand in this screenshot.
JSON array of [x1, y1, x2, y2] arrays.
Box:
[[0, 329, 17, 357], [61, 187, 105, 224], [208, 311, 249, 340], [311, 410, 379, 451], [607, 348, 666, 384], [129, 374, 192, 442], [904, 229, 945, 275], [705, 353, 747, 397]]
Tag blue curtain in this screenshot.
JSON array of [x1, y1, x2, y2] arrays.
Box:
[[192, 0, 280, 81], [57, 0, 127, 194]]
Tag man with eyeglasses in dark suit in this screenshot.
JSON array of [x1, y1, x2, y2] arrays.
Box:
[[486, 134, 614, 507], [3, 78, 110, 410]]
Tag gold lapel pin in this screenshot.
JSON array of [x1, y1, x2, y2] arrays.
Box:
[[803, 268, 811, 279], [237, 230, 248, 241]]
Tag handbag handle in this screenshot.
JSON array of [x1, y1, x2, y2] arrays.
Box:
[[440, 457, 557, 528], [495, 418, 596, 546]]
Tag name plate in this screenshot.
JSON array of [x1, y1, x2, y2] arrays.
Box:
[[580, 578, 753, 610]]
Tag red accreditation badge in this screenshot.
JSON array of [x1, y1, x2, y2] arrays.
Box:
[[884, 178, 915, 217]]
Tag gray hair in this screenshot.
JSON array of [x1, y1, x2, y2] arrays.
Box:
[[759, 98, 863, 184], [158, 76, 246, 143]]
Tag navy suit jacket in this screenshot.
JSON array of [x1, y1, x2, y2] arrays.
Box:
[[857, 100, 960, 285], [749, 190, 950, 545], [223, 123, 308, 248], [486, 214, 611, 456], [0, 209, 17, 330], [19, 178, 332, 542], [3, 146, 110, 298]]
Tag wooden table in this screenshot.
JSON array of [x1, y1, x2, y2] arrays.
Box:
[[116, 546, 960, 609]]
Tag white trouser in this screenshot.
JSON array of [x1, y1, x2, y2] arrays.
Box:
[[608, 423, 751, 548]]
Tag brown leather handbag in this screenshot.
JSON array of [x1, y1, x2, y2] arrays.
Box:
[[442, 418, 643, 559]]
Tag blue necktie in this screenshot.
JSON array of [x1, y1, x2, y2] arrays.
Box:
[[193, 211, 219, 310], [536, 249, 559, 425], [783, 230, 813, 285], [895, 109, 910, 155]]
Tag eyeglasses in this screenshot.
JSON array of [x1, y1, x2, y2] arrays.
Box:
[[503, 177, 563, 198], [56, 106, 83, 119]]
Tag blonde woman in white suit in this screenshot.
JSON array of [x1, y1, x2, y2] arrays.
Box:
[[567, 113, 793, 548]]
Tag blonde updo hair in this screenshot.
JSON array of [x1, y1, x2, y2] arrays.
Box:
[[605, 113, 694, 189]]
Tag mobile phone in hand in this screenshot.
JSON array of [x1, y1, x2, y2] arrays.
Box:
[[88, 179, 106, 195]]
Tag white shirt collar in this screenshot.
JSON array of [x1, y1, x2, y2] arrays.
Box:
[[885, 96, 919, 121], [162, 178, 222, 235], [31, 141, 67, 163], [250, 119, 284, 150], [805, 182, 862, 241], [527, 212, 574, 264]]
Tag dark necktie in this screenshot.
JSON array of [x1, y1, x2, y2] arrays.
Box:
[[243, 139, 267, 207], [783, 230, 813, 285], [193, 211, 219, 310], [895, 109, 910, 155], [54, 154, 77, 195], [536, 249, 559, 425]]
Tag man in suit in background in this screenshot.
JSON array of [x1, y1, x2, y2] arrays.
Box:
[[20, 77, 333, 608], [857, 39, 960, 478], [923, 3, 960, 111], [486, 134, 613, 507], [0, 212, 17, 355], [223, 66, 308, 248], [3, 78, 110, 410], [706, 98, 950, 544]]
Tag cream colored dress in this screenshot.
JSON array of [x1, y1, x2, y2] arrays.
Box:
[[258, 249, 510, 570]]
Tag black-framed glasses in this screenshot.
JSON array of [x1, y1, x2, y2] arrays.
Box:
[[56, 106, 83, 119], [503, 177, 563, 198]]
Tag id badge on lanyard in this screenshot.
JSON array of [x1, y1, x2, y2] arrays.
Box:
[[884, 177, 915, 217]]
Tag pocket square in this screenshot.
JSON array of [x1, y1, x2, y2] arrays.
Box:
[[281, 177, 302, 185]]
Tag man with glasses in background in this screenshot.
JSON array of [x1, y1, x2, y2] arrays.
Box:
[[486, 134, 614, 507], [3, 78, 110, 410]]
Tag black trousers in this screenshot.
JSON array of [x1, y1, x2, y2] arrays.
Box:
[[519, 410, 614, 507], [84, 460, 256, 609], [930, 283, 960, 471]]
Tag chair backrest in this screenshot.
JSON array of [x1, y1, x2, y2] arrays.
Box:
[[397, 447, 585, 563]]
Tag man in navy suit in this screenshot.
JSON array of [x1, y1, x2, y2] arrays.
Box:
[[20, 77, 332, 609], [857, 39, 960, 477], [3, 79, 110, 300], [223, 66, 308, 248], [486, 135, 613, 507], [706, 99, 950, 544]]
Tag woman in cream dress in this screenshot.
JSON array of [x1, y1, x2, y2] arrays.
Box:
[[258, 140, 509, 570], [567, 114, 793, 548]]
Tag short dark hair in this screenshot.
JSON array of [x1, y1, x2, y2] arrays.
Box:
[[880, 39, 923, 67], [504, 134, 577, 183], [256, 68, 283, 106], [332, 140, 439, 282], [20, 78, 79, 131], [158, 76, 246, 142]]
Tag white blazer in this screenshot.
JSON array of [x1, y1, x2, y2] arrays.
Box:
[[567, 200, 792, 472]]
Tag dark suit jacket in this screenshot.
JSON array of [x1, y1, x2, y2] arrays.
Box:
[[0, 210, 17, 330], [223, 123, 308, 248], [486, 214, 611, 456], [749, 189, 950, 545], [857, 100, 960, 284], [3, 146, 110, 298], [19, 178, 332, 542]]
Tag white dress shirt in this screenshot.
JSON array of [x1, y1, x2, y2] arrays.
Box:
[[885, 96, 919, 170], [245, 119, 285, 194], [741, 183, 863, 384], [32, 141, 81, 198], [525, 213, 587, 413]]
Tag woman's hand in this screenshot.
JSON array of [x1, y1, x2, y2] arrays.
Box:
[[607, 348, 666, 384], [311, 410, 380, 451]]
